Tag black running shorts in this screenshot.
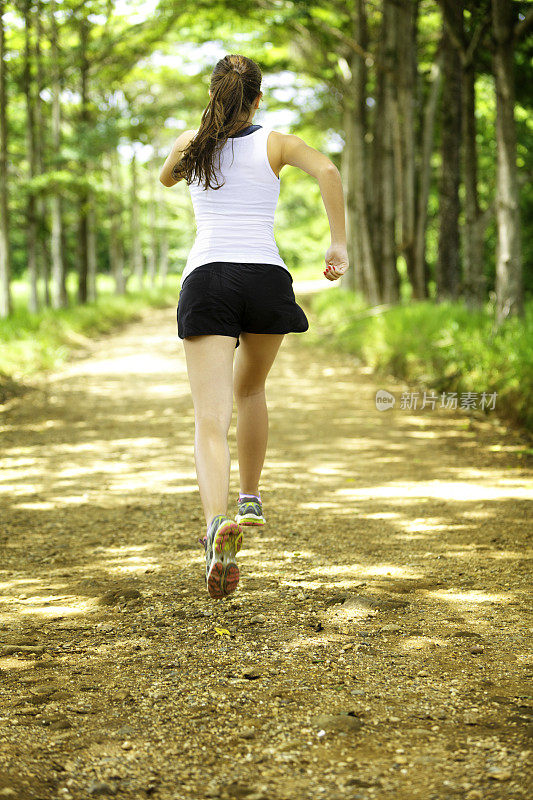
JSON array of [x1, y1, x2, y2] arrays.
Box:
[[177, 261, 309, 349]]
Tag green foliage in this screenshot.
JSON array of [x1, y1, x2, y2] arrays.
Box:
[[308, 288, 533, 430], [0, 276, 178, 381]]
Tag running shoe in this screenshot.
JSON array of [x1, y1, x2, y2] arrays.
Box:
[[235, 496, 266, 526], [198, 514, 243, 599]]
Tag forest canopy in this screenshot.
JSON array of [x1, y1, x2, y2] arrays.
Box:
[[0, 0, 531, 325]]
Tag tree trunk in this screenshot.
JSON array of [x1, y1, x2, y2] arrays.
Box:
[[113, 150, 127, 293], [380, 0, 399, 303], [341, 103, 358, 293], [414, 50, 443, 300], [108, 151, 126, 295], [49, 0, 66, 309], [392, 0, 418, 296], [437, 23, 462, 300], [351, 0, 380, 305], [34, 0, 50, 306], [147, 176, 157, 288], [159, 231, 169, 283], [437, 0, 489, 307], [23, 0, 38, 312], [0, 0, 11, 317], [492, 0, 523, 320], [77, 15, 89, 304], [130, 151, 144, 289], [371, 11, 385, 299], [360, 0, 375, 296], [462, 61, 485, 305], [87, 202, 97, 302], [50, 190, 67, 309]]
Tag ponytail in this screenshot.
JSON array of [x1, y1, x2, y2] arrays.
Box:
[[172, 54, 262, 191]]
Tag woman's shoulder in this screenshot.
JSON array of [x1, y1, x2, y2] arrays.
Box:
[[263, 128, 292, 150], [264, 129, 303, 151], [264, 127, 287, 139]]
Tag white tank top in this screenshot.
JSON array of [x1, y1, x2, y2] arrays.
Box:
[[180, 124, 289, 286]]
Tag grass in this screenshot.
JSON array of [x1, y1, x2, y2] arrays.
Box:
[[5, 271, 531, 432], [1, 264, 314, 386], [306, 287, 533, 431], [0, 273, 179, 389]]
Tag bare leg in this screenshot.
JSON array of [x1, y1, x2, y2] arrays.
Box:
[[182, 334, 237, 527], [233, 333, 285, 497]]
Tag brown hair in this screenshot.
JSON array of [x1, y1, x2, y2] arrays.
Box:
[[172, 54, 262, 191]]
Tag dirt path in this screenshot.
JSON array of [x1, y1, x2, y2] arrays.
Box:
[[0, 299, 531, 800]]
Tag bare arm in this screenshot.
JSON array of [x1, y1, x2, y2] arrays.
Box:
[[281, 134, 349, 280], [159, 130, 196, 187]]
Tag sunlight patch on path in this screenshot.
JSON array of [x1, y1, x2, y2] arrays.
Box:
[[335, 481, 532, 501]]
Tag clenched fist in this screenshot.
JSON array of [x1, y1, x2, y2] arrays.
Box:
[[324, 244, 350, 281]]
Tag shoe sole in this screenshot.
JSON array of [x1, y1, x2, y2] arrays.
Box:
[[206, 519, 243, 599], [222, 563, 240, 595], [235, 513, 266, 526], [207, 561, 226, 600]]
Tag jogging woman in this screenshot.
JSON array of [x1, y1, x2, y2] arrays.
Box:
[[160, 54, 349, 601]]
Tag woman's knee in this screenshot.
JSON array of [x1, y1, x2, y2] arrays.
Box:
[[194, 410, 231, 436], [234, 382, 266, 400]]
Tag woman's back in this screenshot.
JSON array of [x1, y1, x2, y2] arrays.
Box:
[[182, 123, 289, 285]]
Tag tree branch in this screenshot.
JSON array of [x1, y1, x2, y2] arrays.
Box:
[[464, 15, 491, 67], [254, 0, 373, 65], [308, 16, 374, 63], [436, 0, 491, 67], [435, 0, 465, 53]]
